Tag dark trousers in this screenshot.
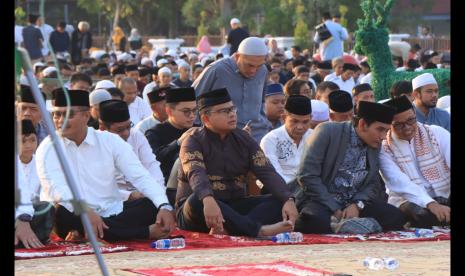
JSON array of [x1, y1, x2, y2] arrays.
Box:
[[16, 202, 55, 248], [295, 200, 407, 234], [399, 198, 450, 228], [54, 198, 158, 242], [177, 194, 283, 237]]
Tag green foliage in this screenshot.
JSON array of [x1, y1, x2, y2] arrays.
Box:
[[294, 19, 310, 49], [197, 11, 209, 43], [354, 0, 450, 100], [15, 7, 26, 25]]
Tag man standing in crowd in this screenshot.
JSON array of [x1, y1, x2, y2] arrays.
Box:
[[293, 101, 406, 233], [314, 12, 348, 62], [22, 14, 44, 63], [380, 96, 450, 228], [193, 37, 271, 142], [227, 18, 249, 56]]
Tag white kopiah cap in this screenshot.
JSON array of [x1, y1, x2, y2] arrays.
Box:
[[412, 73, 438, 90], [437, 95, 451, 109], [42, 66, 57, 77], [95, 80, 116, 90], [157, 58, 169, 68], [230, 18, 240, 25], [238, 37, 268, 56], [311, 100, 330, 121], [89, 89, 112, 106], [158, 66, 172, 75]]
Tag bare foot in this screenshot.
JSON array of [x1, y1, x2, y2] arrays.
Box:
[[65, 230, 86, 242], [257, 221, 294, 237], [209, 227, 228, 235], [149, 224, 170, 239]]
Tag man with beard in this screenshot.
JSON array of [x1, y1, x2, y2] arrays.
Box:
[[380, 96, 450, 228], [411, 73, 450, 131]]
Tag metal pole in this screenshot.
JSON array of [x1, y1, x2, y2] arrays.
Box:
[[17, 47, 110, 276]]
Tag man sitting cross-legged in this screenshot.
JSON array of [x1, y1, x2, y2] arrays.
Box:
[[293, 101, 407, 233], [36, 89, 175, 242], [176, 88, 298, 237], [380, 95, 450, 228]]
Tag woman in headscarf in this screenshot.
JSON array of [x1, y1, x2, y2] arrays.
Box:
[[128, 28, 142, 51], [111, 26, 127, 52]]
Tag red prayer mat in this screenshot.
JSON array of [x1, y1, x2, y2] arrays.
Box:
[[15, 228, 450, 260], [124, 261, 335, 276]]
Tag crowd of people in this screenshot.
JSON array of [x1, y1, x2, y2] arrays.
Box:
[[14, 13, 450, 250]]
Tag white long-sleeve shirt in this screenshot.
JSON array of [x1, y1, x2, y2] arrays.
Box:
[[134, 115, 160, 135], [21, 155, 41, 202], [117, 129, 166, 200], [330, 76, 355, 94], [16, 155, 34, 219], [36, 127, 169, 217], [260, 125, 313, 183], [128, 96, 152, 126], [379, 124, 450, 208]]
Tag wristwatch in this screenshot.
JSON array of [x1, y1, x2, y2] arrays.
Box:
[[355, 200, 365, 210], [158, 203, 174, 212], [17, 214, 33, 222]]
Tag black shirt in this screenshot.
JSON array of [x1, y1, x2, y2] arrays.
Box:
[[227, 28, 249, 55], [145, 121, 189, 183], [172, 78, 193, 88]]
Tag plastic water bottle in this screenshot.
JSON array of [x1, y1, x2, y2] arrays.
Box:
[[151, 238, 186, 249], [363, 257, 384, 270], [383, 257, 399, 270], [414, 228, 434, 237], [271, 232, 304, 243]]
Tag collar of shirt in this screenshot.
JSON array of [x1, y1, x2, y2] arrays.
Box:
[[62, 127, 96, 147]]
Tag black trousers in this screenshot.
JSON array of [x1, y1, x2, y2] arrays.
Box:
[[295, 200, 407, 234], [16, 202, 55, 248], [177, 194, 283, 237], [399, 197, 450, 228], [54, 198, 158, 242]]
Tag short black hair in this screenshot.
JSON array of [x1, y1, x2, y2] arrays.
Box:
[[292, 58, 304, 67], [70, 72, 92, 86], [317, 81, 339, 93], [390, 80, 412, 98], [295, 65, 310, 74], [291, 45, 301, 52], [106, 87, 124, 100], [57, 21, 66, 29], [28, 14, 39, 24], [352, 115, 376, 128], [360, 61, 370, 70], [323, 12, 331, 20], [270, 57, 282, 65]]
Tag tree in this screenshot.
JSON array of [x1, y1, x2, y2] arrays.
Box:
[[294, 1, 310, 49]]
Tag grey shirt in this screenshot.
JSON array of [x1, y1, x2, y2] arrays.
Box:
[[192, 56, 272, 142], [414, 105, 450, 132]]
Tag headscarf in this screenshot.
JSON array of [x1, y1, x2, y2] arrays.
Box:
[[196, 35, 212, 54], [128, 28, 141, 41], [112, 26, 125, 48]]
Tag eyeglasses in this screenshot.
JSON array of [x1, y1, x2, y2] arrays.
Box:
[[52, 109, 86, 119], [392, 117, 417, 130], [113, 122, 134, 134], [208, 106, 237, 116], [176, 108, 198, 117]]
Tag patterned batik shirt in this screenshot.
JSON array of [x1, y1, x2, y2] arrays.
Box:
[[329, 127, 369, 207]]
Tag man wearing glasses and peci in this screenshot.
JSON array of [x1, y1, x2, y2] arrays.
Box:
[[380, 95, 450, 228], [145, 87, 198, 185]]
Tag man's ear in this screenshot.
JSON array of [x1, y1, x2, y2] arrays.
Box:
[[281, 112, 287, 122], [166, 106, 172, 117], [329, 112, 335, 121]]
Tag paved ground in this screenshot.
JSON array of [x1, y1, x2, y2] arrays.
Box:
[[15, 240, 449, 276]]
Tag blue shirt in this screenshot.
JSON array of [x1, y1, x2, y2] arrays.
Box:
[[314, 20, 348, 61], [414, 105, 450, 132], [22, 25, 43, 60], [192, 56, 272, 142]]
